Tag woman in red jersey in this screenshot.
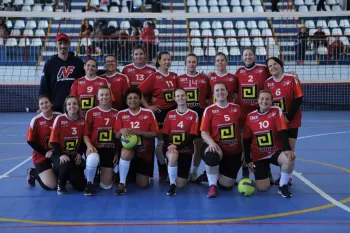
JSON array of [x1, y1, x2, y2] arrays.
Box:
[[26, 95, 61, 190], [83, 86, 119, 196], [70, 58, 109, 115], [208, 52, 238, 104], [244, 90, 296, 198], [138, 51, 178, 180], [50, 95, 87, 194], [200, 82, 243, 198], [176, 53, 210, 182], [162, 88, 199, 196], [114, 87, 159, 194]]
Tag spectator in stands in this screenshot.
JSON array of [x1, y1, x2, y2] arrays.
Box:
[[315, 0, 326, 11], [151, 23, 159, 59], [328, 37, 344, 64], [64, 0, 72, 12], [119, 28, 130, 63], [313, 26, 327, 49], [0, 18, 9, 39], [4, 2, 17, 11], [296, 27, 309, 65], [81, 19, 93, 36], [39, 33, 85, 113], [141, 21, 155, 62], [271, 0, 279, 12]]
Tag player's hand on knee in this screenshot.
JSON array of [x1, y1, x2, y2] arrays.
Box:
[[247, 162, 255, 173], [208, 142, 220, 154], [45, 149, 53, 159], [167, 144, 177, 151], [75, 153, 82, 165], [60, 154, 70, 164], [86, 146, 97, 156]]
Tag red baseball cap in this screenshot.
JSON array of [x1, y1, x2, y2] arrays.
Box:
[[56, 33, 70, 42]]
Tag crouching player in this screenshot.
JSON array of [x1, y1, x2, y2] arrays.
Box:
[[200, 82, 243, 198], [83, 86, 119, 196], [162, 88, 199, 196], [244, 90, 296, 198]]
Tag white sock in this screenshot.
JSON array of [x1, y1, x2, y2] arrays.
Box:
[[119, 159, 131, 184], [168, 166, 177, 185], [279, 172, 291, 187], [207, 173, 218, 186], [85, 166, 97, 183], [192, 166, 198, 174]]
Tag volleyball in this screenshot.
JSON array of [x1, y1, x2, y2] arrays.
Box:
[[121, 134, 138, 149], [238, 178, 256, 197]]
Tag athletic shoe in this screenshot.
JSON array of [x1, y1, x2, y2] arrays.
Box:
[[84, 182, 95, 196], [167, 184, 177, 196], [26, 167, 35, 187], [207, 185, 218, 198], [195, 171, 208, 183], [115, 183, 127, 195], [278, 185, 292, 198], [57, 183, 67, 195], [274, 176, 293, 188]]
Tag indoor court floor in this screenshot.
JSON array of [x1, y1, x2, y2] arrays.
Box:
[[0, 111, 349, 233]]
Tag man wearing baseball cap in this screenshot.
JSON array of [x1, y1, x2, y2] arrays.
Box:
[[38, 33, 85, 113]]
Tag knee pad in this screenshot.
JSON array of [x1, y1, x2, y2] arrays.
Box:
[[203, 151, 221, 166], [86, 153, 100, 168]]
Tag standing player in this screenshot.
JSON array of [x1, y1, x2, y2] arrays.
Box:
[[176, 54, 210, 182], [26, 95, 61, 190], [235, 48, 271, 180], [162, 88, 199, 195], [138, 51, 178, 180], [39, 33, 85, 113], [100, 55, 130, 110], [83, 86, 119, 196], [70, 58, 109, 115], [50, 95, 87, 194], [122, 45, 156, 87], [264, 57, 303, 186], [208, 52, 238, 104], [114, 87, 159, 194], [200, 82, 243, 198], [244, 90, 296, 198]]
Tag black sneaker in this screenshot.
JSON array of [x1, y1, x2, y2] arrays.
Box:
[[115, 183, 127, 195], [26, 167, 35, 187], [278, 185, 292, 198], [275, 176, 293, 188], [84, 182, 95, 196], [57, 183, 67, 195], [167, 184, 176, 196]]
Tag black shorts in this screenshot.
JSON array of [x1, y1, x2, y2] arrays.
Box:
[[155, 106, 175, 128], [200, 143, 242, 179], [97, 148, 116, 168], [134, 154, 154, 178], [35, 158, 53, 174], [254, 151, 281, 180], [288, 128, 299, 139]]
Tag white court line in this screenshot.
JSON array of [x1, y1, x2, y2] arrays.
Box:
[[0, 157, 31, 179], [295, 130, 350, 213]]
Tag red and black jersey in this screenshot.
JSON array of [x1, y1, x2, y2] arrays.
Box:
[[208, 72, 238, 104], [138, 71, 178, 110], [49, 114, 85, 153], [114, 108, 159, 162], [200, 103, 242, 155], [235, 64, 270, 118], [264, 74, 304, 128], [162, 109, 199, 155], [122, 63, 156, 87], [84, 107, 119, 149], [70, 76, 109, 112], [101, 72, 130, 110], [176, 73, 210, 109], [26, 112, 60, 165], [244, 107, 288, 161]]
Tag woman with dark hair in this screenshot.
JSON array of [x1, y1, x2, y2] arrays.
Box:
[[138, 51, 178, 180], [49, 95, 87, 194], [114, 87, 159, 194], [26, 95, 61, 190]]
